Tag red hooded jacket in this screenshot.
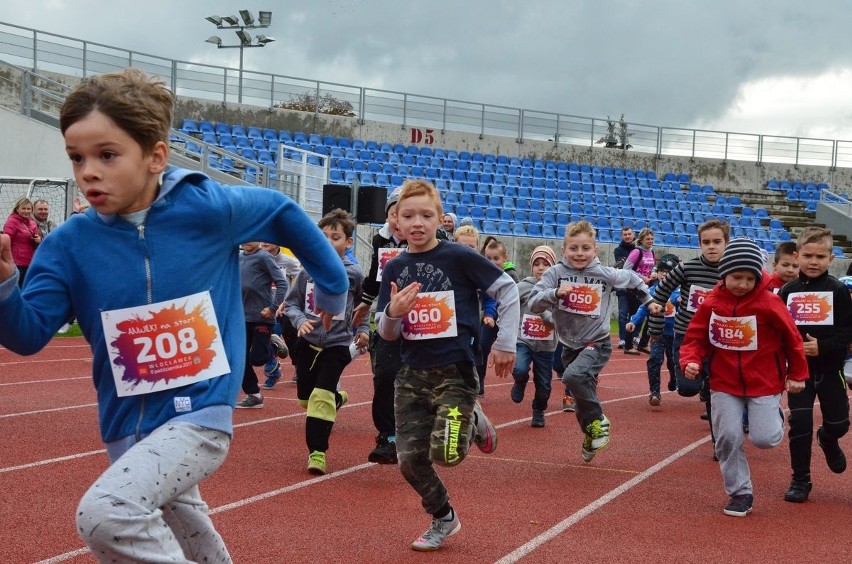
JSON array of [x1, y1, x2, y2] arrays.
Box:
[[679, 275, 808, 397]]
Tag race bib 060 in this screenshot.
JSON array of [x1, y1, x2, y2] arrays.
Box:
[[401, 290, 458, 340]]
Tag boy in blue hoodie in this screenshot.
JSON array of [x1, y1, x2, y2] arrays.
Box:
[[0, 68, 348, 562], [283, 208, 370, 475], [627, 254, 680, 406]]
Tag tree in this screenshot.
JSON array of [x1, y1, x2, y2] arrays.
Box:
[[596, 113, 632, 150], [274, 92, 356, 117]]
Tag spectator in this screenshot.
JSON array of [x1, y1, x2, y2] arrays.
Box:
[[613, 227, 635, 349], [3, 197, 41, 287], [33, 199, 56, 238]]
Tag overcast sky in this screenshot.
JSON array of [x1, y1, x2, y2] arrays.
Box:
[[4, 0, 852, 141]]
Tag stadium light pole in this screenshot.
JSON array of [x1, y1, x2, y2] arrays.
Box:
[[205, 10, 274, 104]]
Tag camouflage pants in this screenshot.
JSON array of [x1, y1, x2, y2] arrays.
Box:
[[395, 361, 479, 515]]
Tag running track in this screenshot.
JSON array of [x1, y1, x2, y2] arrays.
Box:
[[2, 337, 851, 563]]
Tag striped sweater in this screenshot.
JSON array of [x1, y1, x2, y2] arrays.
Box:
[[648, 255, 720, 336]]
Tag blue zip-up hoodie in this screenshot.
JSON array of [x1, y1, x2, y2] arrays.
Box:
[[0, 167, 348, 444]]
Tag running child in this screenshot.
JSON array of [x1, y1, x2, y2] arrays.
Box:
[[680, 238, 807, 517], [512, 245, 559, 427], [528, 220, 653, 463], [283, 208, 369, 475], [376, 179, 519, 551], [0, 68, 348, 562], [780, 227, 852, 503]]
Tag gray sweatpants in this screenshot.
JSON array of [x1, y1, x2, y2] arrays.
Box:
[[711, 391, 783, 497], [76, 423, 232, 563]]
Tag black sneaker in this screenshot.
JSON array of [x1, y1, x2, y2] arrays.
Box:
[[624, 349, 640, 356], [817, 427, 847, 474], [784, 477, 812, 503], [236, 394, 263, 409], [649, 394, 661, 407], [723, 494, 753, 517], [667, 378, 677, 392], [368, 435, 398, 464], [531, 410, 545, 428], [511, 381, 525, 403]]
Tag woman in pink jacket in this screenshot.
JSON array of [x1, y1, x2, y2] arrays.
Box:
[[3, 197, 42, 286]]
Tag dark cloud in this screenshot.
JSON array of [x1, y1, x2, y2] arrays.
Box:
[[6, 0, 852, 138]]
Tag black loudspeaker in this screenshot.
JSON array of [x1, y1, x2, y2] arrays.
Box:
[[322, 184, 351, 216], [357, 185, 388, 224]]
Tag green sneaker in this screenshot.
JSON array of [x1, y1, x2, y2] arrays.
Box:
[[582, 415, 611, 462], [307, 450, 327, 475]]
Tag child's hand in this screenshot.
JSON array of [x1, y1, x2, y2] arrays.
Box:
[[276, 302, 288, 317], [489, 349, 516, 379], [351, 302, 370, 329], [353, 331, 369, 349], [483, 316, 495, 328], [387, 281, 421, 318], [684, 362, 700, 379], [786, 379, 805, 394], [625, 322, 635, 333], [556, 283, 569, 298], [647, 303, 663, 315], [803, 334, 819, 357], [260, 307, 273, 320], [0, 235, 14, 282], [297, 319, 317, 337]]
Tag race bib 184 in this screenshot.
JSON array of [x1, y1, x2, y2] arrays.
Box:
[[401, 290, 457, 340], [709, 312, 757, 351], [100, 291, 230, 397], [786, 291, 834, 325]]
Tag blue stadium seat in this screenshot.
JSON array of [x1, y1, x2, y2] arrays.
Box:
[[497, 222, 512, 235], [513, 223, 528, 236]]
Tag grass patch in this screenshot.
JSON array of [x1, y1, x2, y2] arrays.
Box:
[[55, 322, 83, 338]]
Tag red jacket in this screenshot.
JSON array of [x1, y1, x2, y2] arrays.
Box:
[[679, 275, 808, 397], [764, 272, 787, 294], [2, 213, 39, 267]]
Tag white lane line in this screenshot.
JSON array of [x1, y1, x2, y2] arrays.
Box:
[[0, 449, 106, 474], [0, 403, 98, 419], [0, 376, 90, 386], [493, 435, 711, 564]]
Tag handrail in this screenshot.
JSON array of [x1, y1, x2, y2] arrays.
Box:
[[1, 20, 851, 169]]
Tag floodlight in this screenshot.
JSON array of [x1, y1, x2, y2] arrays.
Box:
[[256, 35, 275, 45], [205, 36, 222, 46], [235, 30, 253, 46], [205, 15, 223, 26], [222, 15, 240, 26], [258, 11, 272, 26], [239, 10, 255, 26]]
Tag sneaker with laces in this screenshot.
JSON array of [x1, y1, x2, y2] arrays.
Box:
[[411, 510, 461, 551], [617, 340, 625, 349], [270, 334, 289, 359], [236, 394, 263, 409], [510, 380, 525, 403], [263, 359, 281, 378], [723, 494, 753, 517], [307, 450, 327, 475], [472, 402, 497, 453], [368, 435, 398, 464], [817, 427, 847, 473], [649, 394, 661, 407], [784, 477, 812, 503], [531, 410, 545, 428], [261, 374, 281, 389], [562, 395, 575, 412], [581, 415, 610, 462]]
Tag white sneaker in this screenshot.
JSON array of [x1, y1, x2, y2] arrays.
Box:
[[57, 323, 72, 334], [411, 510, 461, 551]]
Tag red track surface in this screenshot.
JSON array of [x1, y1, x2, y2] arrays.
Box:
[[2, 337, 851, 563]]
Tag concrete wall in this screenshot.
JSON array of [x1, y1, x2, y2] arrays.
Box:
[[0, 106, 69, 178]]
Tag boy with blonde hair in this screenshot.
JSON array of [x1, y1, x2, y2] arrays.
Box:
[[529, 220, 653, 462], [780, 227, 852, 503], [377, 179, 519, 551]]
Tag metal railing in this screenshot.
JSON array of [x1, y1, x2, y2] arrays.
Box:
[[2, 21, 851, 170]]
